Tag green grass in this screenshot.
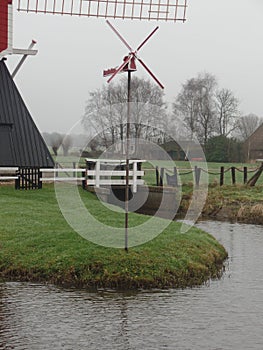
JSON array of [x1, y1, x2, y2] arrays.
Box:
[[0, 185, 227, 290], [211, 184, 263, 203]]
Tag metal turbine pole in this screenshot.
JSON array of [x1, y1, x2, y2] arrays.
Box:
[[104, 21, 164, 252], [125, 69, 131, 252]]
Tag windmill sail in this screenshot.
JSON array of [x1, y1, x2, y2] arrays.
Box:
[[17, 0, 187, 22]]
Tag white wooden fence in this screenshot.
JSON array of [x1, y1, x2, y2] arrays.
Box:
[[85, 159, 145, 193], [0, 159, 145, 192], [0, 167, 19, 181], [40, 168, 86, 182], [0, 167, 85, 188]]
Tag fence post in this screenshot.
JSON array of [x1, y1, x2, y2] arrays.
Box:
[[82, 170, 86, 189], [220, 167, 224, 186], [73, 161, 76, 178], [28, 168, 30, 189], [160, 167, 164, 187], [173, 167, 178, 187], [95, 161, 100, 187], [38, 169, 42, 189], [33, 168, 36, 189], [133, 161, 137, 193], [243, 167, 248, 184], [121, 163, 125, 180], [231, 167, 236, 185], [137, 162, 142, 180], [15, 170, 20, 190], [194, 166, 201, 186], [156, 166, 159, 186], [21, 168, 24, 189], [247, 163, 263, 186], [34, 168, 36, 189]]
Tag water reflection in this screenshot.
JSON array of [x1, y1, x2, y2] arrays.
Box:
[[0, 222, 263, 349]]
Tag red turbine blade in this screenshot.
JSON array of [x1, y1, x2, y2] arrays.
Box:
[[137, 57, 164, 89], [106, 20, 133, 52], [107, 55, 133, 84], [136, 27, 159, 52]]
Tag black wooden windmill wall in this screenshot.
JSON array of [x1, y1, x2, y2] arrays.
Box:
[[0, 58, 54, 189]]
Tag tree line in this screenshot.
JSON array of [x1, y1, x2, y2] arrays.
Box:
[[82, 72, 262, 162], [42, 132, 93, 157], [44, 72, 262, 162]]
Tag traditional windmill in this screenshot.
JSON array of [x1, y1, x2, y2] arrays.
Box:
[[0, 0, 54, 190]]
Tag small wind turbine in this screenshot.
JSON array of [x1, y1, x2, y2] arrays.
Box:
[[103, 20, 164, 252]]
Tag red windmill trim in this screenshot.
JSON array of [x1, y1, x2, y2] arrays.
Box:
[[104, 21, 164, 90], [107, 55, 133, 83], [136, 57, 164, 89], [106, 20, 133, 52], [136, 26, 159, 52]]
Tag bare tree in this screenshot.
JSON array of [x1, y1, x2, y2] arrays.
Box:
[[50, 132, 63, 156], [215, 88, 240, 136], [83, 85, 125, 148], [82, 77, 167, 152], [61, 134, 73, 156], [173, 78, 199, 139], [173, 72, 217, 145], [195, 72, 217, 145], [234, 113, 263, 140]]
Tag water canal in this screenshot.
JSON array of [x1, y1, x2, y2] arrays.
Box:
[[0, 221, 263, 350]]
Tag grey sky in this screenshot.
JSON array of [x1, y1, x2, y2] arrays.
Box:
[[6, 0, 263, 133]]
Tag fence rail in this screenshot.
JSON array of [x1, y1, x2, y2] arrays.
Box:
[[40, 168, 86, 188], [0, 176, 19, 180], [0, 168, 18, 180]]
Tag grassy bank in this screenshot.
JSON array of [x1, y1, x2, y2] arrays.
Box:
[[0, 185, 227, 290], [179, 184, 263, 224]]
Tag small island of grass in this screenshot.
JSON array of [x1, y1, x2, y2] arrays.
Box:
[[0, 185, 227, 290]]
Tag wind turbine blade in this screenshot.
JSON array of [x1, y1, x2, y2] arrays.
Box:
[[136, 27, 159, 52], [106, 20, 133, 52], [107, 55, 132, 83], [137, 58, 164, 89]]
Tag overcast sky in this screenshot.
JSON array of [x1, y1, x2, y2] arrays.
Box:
[[5, 0, 263, 133]]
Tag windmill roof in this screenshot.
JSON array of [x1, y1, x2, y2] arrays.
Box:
[[0, 59, 54, 168]]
